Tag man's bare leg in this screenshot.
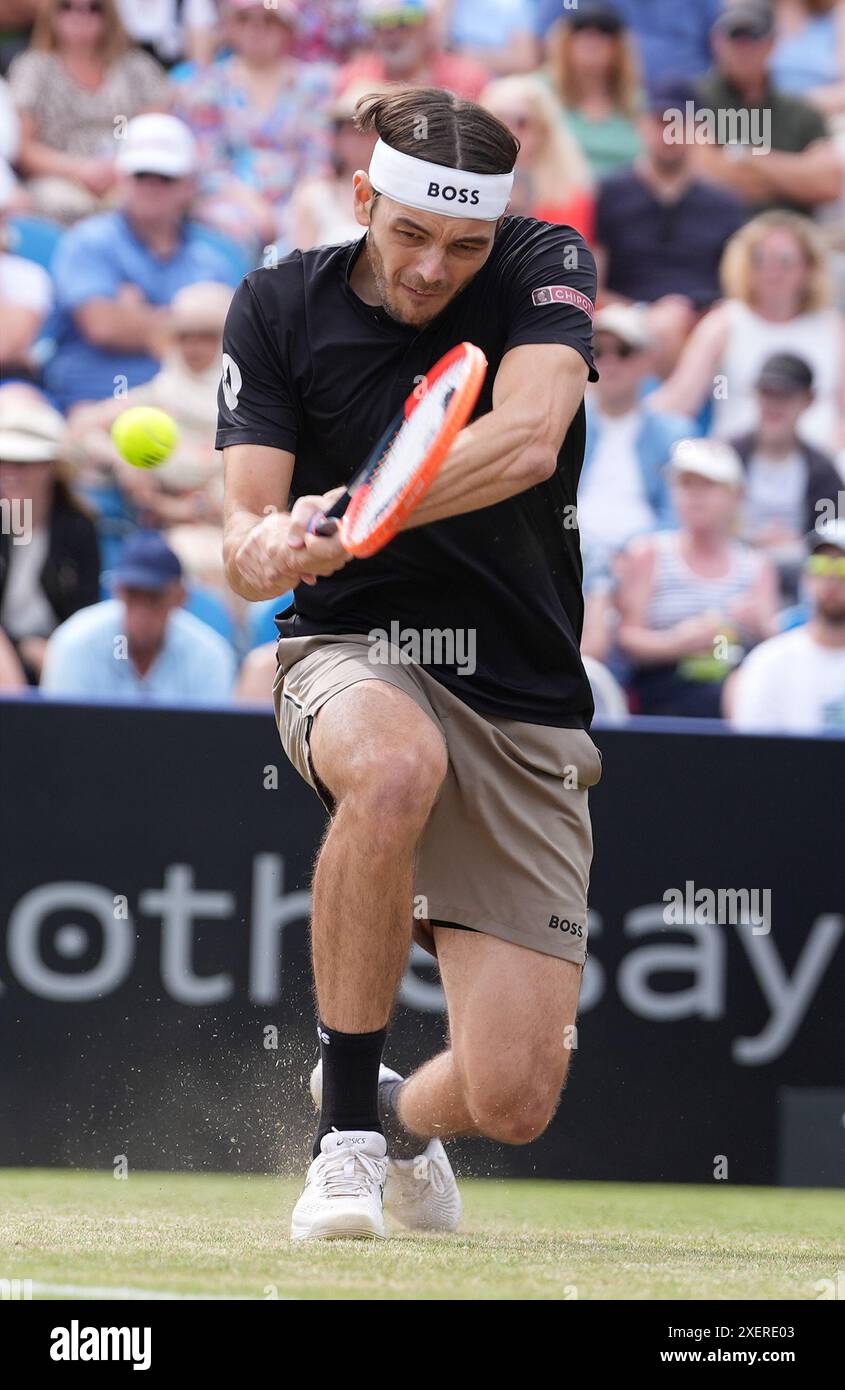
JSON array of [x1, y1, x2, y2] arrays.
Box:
[[394, 928, 583, 1145], [309, 681, 447, 1028], [306, 679, 446, 1148]]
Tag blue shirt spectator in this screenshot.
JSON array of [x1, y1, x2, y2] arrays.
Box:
[[45, 209, 240, 411], [43, 114, 241, 411], [534, 0, 723, 84], [41, 531, 236, 704]]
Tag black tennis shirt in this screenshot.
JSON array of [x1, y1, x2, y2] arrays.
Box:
[[216, 215, 598, 726]]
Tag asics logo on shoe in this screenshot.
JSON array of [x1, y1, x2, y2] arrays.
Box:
[[336, 1135, 367, 1146]]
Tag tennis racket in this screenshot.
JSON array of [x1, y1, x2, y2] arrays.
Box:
[[307, 341, 487, 559]]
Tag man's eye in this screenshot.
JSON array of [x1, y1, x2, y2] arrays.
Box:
[[397, 229, 421, 241]]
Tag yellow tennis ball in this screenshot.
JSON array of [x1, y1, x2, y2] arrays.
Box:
[[111, 406, 179, 470]]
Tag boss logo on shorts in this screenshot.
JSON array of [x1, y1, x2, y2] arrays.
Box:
[[548, 915, 583, 937], [531, 286, 594, 318], [426, 181, 481, 206]]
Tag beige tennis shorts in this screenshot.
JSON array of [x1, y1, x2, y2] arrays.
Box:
[[272, 633, 602, 966]]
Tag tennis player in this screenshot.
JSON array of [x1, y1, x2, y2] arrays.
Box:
[[219, 87, 603, 1242]]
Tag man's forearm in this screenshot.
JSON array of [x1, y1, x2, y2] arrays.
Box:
[[224, 508, 298, 600], [407, 378, 582, 528]]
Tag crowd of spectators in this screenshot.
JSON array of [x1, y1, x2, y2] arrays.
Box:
[[1, 0, 844, 735]]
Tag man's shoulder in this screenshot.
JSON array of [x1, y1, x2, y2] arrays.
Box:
[[56, 210, 126, 256], [242, 239, 355, 309], [745, 625, 811, 672], [490, 216, 595, 277], [169, 607, 236, 662], [51, 598, 120, 646]]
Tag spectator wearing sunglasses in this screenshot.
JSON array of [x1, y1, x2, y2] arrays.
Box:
[[578, 304, 693, 567], [8, 0, 168, 225], [43, 113, 240, 412], [338, 0, 490, 103], [652, 210, 845, 455], [694, 1, 842, 214], [615, 438, 779, 719], [730, 518, 845, 732], [172, 0, 335, 254]]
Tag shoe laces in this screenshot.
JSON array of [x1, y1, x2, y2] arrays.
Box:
[[316, 1142, 384, 1200]]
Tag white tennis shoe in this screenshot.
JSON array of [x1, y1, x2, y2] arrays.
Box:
[[309, 1061, 462, 1233], [290, 1130, 387, 1242]]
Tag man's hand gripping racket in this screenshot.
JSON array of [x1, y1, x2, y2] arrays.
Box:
[[307, 342, 487, 558]]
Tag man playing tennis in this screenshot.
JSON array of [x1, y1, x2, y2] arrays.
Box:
[[218, 87, 602, 1242]]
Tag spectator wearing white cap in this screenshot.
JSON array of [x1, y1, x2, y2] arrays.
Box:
[[615, 438, 779, 717], [65, 279, 232, 529], [338, 0, 490, 103], [171, 0, 334, 252], [730, 518, 845, 732], [43, 113, 240, 412], [41, 528, 236, 702], [0, 384, 100, 684], [8, 0, 168, 225], [579, 304, 696, 566]]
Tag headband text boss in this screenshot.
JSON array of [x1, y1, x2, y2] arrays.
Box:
[[368, 139, 514, 221]]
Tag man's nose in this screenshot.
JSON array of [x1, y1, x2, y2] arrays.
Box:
[[415, 250, 447, 284]]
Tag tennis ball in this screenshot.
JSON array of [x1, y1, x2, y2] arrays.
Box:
[[111, 406, 179, 470]]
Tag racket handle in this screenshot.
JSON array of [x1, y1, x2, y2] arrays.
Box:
[[307, 491, 350, 537]]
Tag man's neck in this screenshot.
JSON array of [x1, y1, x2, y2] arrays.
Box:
[[755, 435, 799, 461], [725, 72, 769, 106], [348, 237, 380, 306], [126, 211, 182, 257], [809, 617, 845, 650], [598, 394, 638, 419], [636, 156, 692, 203]]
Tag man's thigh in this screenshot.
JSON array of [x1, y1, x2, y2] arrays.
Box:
[[433, 924, 582, 1092]]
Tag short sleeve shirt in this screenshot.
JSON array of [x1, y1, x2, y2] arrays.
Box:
[[216, 217, 598, 727]]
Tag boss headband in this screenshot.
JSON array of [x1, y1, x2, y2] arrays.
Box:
[[368, 139, 514, 221]]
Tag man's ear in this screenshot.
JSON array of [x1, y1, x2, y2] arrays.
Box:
[[352, 171, 377, 227]]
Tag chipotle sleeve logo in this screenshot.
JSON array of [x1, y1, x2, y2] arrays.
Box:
[[531, 286, 594, 318]]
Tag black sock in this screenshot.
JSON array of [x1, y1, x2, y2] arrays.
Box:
[[313, 1021, 387, 1158], [380, 1077, 423, 1159]]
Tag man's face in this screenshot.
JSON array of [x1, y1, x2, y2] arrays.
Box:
[[119, 583, 183, 656], [123, 171, 196, 222], [357, 190, 498, 327], [756, 386, 812, 442], [807, 547, 845, 624], [370, 18, 429, 76], [639, 113, 688, 174], [713, 30, 774, 89], [593, 332, 646, 402], [673, 472, 739, 531]]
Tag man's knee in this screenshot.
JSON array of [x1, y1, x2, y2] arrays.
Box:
[[459, 1055, 569, 1146], [333, 728, 447, 840]]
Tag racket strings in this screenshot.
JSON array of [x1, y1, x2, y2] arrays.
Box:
[[346, 364, 468, 542]]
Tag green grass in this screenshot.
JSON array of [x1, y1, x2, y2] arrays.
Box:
[[1, 1170, 842, 1300]]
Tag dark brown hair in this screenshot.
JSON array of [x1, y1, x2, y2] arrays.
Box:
[[354, 85, 519, 175]]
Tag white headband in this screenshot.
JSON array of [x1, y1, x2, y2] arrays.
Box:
[[368, 138, 513, 221]]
